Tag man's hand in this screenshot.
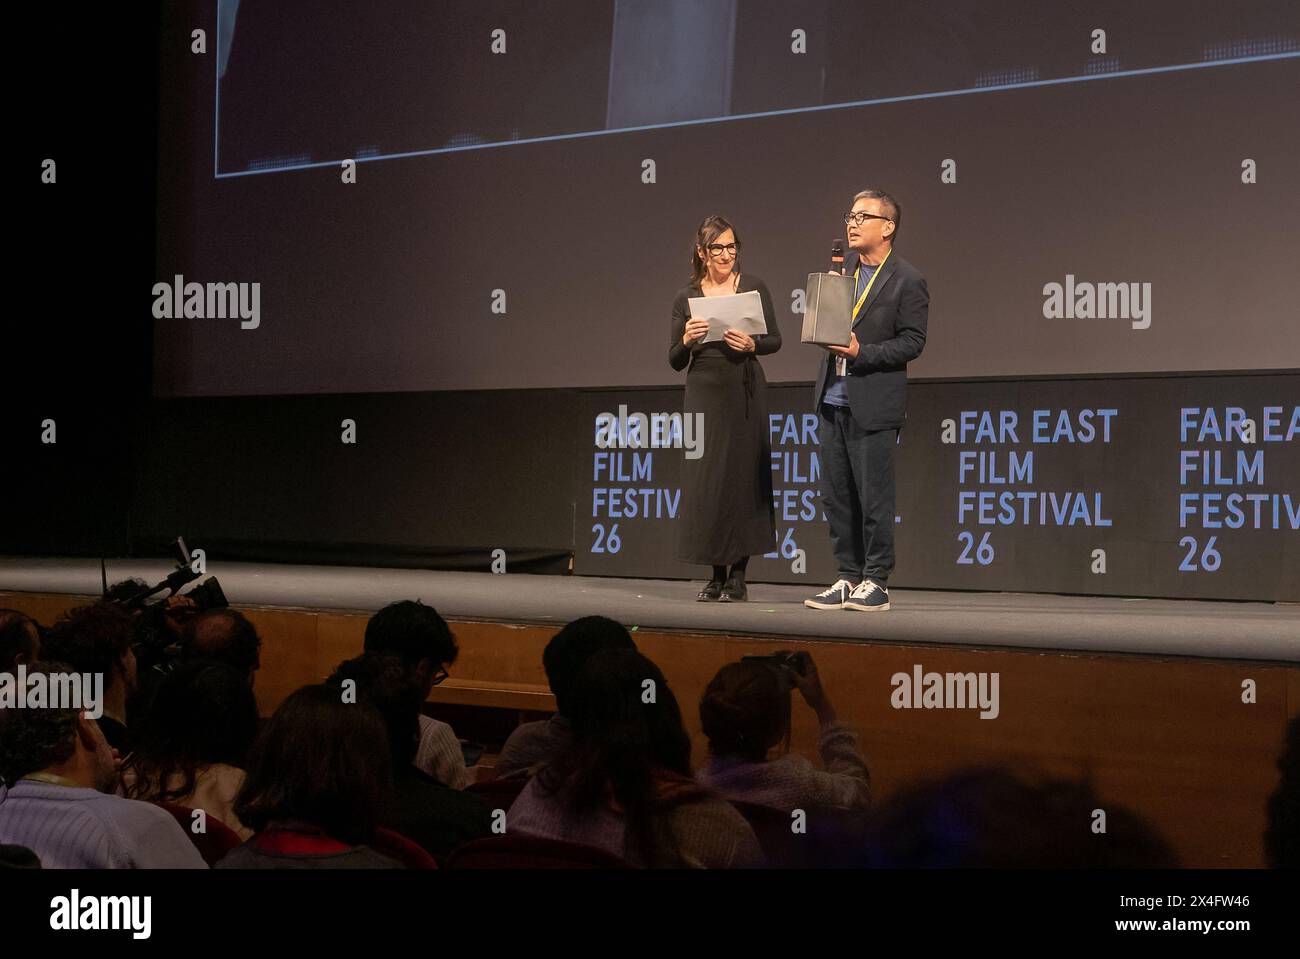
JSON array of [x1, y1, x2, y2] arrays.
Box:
[[162, 594, 197, 637], [826, 332, 860, 360]]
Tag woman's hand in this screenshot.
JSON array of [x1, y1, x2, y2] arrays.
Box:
[[723, 329, 755, 353], [683, 317, 710, 345]]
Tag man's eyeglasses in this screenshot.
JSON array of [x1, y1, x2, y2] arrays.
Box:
[[430, 666, 450, 686], [705, 243, 739, 258], [843, 212, 892, 227]]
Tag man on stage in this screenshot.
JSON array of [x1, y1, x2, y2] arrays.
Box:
[[806, 190, 929, 612]]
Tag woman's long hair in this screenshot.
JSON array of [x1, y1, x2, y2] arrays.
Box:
[[233, 683, 392, 846], [123, 660, 259, 805], [536, 648, 698, 866], [689, 214, 741, 286]]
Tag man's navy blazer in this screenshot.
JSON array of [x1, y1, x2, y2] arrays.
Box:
[[812, 248, 929, 431]]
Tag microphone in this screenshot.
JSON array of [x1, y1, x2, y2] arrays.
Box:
[[830, 240, 844, 275]]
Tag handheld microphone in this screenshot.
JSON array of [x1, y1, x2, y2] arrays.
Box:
[[830, 240, 845, 275]]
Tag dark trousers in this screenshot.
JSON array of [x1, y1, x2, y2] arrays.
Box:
[[818, 403, 897, 586]]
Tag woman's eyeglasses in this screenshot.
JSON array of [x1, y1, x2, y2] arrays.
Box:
[[705, 243, 739, 258]]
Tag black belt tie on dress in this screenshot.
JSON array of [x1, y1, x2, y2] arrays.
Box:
[[741, 355, 755, 419]]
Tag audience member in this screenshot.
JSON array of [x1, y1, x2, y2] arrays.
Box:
[[496, 615, 637, 778], [217, 684, 402, 868], [184, 608, 261, 685], [0, 661, 206, 868], [41, 603, 138, 753], [327, 654, 492, 860], [121, 660, 259, 840], [862, 766, 1178, 868], [363, 600, 468, 789], [508, 648, 763, 868], [0, 609, 41, 673], [697, 652, 870, 815], [1265, 714, 1299, 869]]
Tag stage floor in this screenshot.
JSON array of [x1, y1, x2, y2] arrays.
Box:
[[2, 556, 1296, 662]]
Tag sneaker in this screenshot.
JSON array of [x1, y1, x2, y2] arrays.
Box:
[[697, 580, 723, 601], [804, 578, 854, 610], [720, 574, 747, 603], [844, 579, 890, 612]]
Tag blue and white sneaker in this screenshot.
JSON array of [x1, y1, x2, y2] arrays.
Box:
[[844, 579, 890, 612], [804, 578, 854, 610]]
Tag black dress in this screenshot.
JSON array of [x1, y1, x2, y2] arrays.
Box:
[[669, 273, 781, 565]]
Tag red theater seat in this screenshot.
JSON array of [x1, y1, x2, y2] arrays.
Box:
[[373, 827, 439, 869], [154, 802, 242, 867], [446, 835, 635, 869]]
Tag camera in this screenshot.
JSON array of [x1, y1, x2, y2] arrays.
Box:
[[105, 537, 229, 675], [740, 650, 811, 687]]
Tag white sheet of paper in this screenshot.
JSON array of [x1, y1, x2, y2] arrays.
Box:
[[687, 290, 767, 343]]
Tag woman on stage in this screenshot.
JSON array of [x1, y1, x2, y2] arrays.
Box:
[[669, 215, 781, 602]]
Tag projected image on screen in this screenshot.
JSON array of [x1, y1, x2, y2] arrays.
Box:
[[215, 0, 1297, 174], [155, 1, 1300, 397]]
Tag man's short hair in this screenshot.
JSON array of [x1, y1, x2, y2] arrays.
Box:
[[853, 188, 901, 243], [103, 578, 149, 604], [0, 661, 80, 785], [185, 608, 262, 677], [542, 616, 637, 717], [41, 604, 134, 693], [363, 600, 458, 668]]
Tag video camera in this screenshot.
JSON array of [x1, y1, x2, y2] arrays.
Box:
[[106, 537, 228, 673]]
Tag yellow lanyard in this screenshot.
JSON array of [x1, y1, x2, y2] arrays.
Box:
[[851, 247, 892, 321]]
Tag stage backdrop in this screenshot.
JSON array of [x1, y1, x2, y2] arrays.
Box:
[[105, 372, 1297, 603], [576, 375, 1298, 600]]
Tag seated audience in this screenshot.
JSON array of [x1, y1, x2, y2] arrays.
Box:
[[496, 615, 637, 778], [508, 649, 763, 868], [697, 651, 870, 816], [363, 600, 469, 789], [0, 609, 42, 673], [1266, 714, 1299, 869], [184, 608, 262, 686], [217, 683, 402, 868], [41, 603, 138, 753], [0, 661, 206, 868], [862, 766, 1178, 868], [327, 654, 493, 860], [121, 660, 260, 840]]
